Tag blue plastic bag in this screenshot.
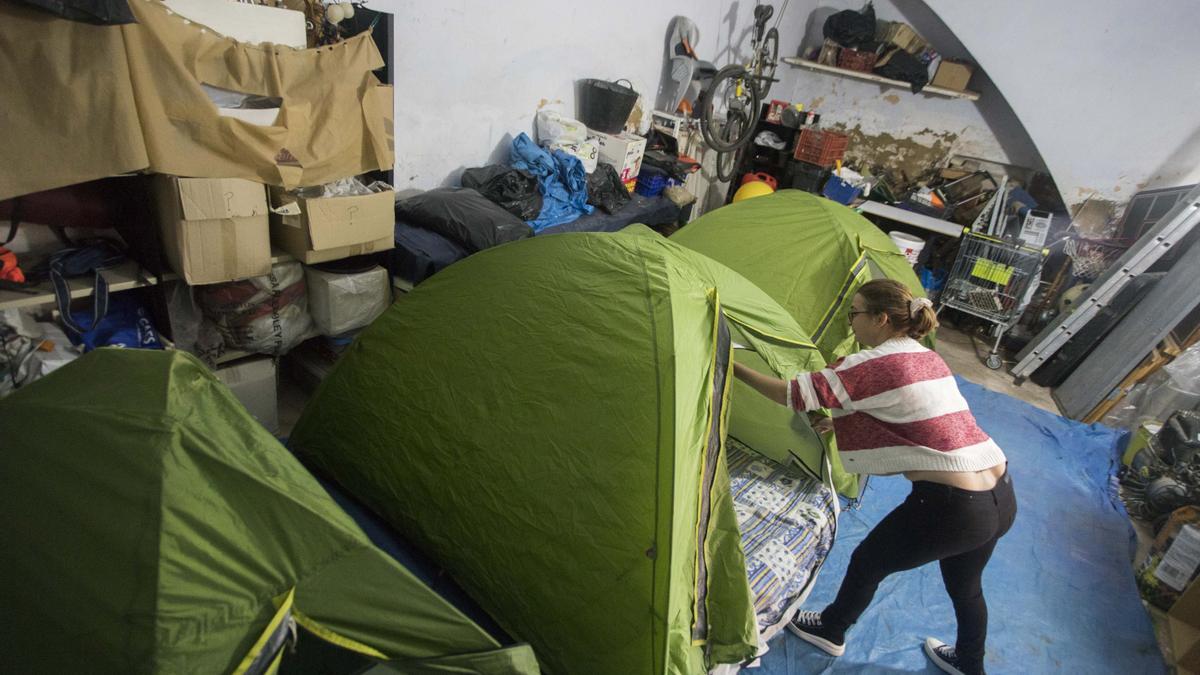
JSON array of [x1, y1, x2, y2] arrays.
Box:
[[66, 293, 163, 352]]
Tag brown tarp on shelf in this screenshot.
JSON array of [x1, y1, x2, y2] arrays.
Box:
[[0, 0, 393, 201]]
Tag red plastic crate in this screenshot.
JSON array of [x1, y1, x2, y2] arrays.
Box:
[[793, 129, 849, 167], [837, 48, 877, 73]]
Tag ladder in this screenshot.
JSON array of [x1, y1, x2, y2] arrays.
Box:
[[1011, 183, 1200, 383]]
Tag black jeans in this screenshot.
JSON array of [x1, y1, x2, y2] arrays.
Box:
[[822, 470, 1016, 674]]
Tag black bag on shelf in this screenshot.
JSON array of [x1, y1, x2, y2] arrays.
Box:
[[822, 2, 876, 49], [460, 165, 543, 221], [874, 47, 929, 93], [396, 188, 533, 253], [586, 163, 632, 214]]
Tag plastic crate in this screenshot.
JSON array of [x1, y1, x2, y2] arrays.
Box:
[[789, 160, 830, 194], [793, 128, 849, 168], [822, 176, 862, 205], [837, 48, 877, 73]]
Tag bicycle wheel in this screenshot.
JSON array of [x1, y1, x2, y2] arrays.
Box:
[[751, 27, 780, 101], [700, 64, 760, 153], [716, 109, 749, 182]]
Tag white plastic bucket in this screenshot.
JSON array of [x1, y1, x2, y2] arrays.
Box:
[[888, 231, 926, 264]]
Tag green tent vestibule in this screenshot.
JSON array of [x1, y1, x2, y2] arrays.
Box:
[[0, 349, 538, 675]]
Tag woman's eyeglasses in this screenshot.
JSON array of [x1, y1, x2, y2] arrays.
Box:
[[847, 309, 872, 322]]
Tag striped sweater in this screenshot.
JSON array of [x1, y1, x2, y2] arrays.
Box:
[[787, 336, 1006, 475]]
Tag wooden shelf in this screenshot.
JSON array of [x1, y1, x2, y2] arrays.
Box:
[[0, 261, 177, 312], [783, 58, 981, 101]]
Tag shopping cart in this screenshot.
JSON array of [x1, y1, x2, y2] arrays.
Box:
[[938, 229, 1048, 369]]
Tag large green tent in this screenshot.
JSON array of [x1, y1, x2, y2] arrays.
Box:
[[671, 190, 929, 362], [0, 349, 538, 675], [289, 229, 829, 674]]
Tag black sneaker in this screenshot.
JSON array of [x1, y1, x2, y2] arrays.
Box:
[[924, 637, 983, 675], [786, 610, 845, 656]]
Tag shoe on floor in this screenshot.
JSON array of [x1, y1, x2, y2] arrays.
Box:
[[924, 637, 981, 675], [786, 610, 845, 656]]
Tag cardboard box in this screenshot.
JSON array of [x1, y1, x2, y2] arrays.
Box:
[[931, 60, 975, 91], [1171, 578, 1200, 672], [153, 175, 272, 285], [269, 187, 395, 264], [215, 356, 279, 434], [590, 129, 647, 182], [881, 22, 928, 55], [305, 265, 391, 336]]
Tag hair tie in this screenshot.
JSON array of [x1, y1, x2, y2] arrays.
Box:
[[909, 297, 933, 317]]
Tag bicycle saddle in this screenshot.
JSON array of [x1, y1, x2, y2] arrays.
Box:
[[754, 4, 774, 23]]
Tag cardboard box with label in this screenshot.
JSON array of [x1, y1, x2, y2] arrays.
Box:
[[931, 60, 975, 92], [215, 356, 279, 434], [590, 129, 647, 182], [269, 187, 395, 264], [153, 175, 272, 285]]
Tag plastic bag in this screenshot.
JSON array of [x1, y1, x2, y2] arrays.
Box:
[[65, 293, 164, 352], [548, 137, 600, 174], [1103, 343, 1200, 430], [535, 109, 587, 146], [196, 261, 315, 356], [322, 176, 374, 197], [822, 2, 876, 48], [396, 188, 534, 252], [587, 163, 632, 214], [305, 265, 391, 336], [461, 165, 543, 220]]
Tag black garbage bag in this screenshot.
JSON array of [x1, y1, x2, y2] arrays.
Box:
[[460, 165, 543, 221], [1160, 411, 1200, 466], [396, 188, 533, 253], [15, 0, 135, 24], [586, 163, 632, 214], [823, 2, 876, 49], [874, 47, 929, 93]]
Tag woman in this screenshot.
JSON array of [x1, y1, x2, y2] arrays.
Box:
[[732, 279, 1015, 675]]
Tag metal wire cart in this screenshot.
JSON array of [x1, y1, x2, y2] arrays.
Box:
[[938, 229, 1048, 369]]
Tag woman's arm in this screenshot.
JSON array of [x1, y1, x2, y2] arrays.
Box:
[[732, 362, 788, 407]]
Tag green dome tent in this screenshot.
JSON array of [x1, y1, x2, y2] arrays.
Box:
[[289, 229, 831, 674], [0, 349, 538, 675], [671, 190, 930, 363]]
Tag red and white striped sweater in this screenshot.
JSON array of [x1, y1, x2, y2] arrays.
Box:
[[787, 336, 1006, 475]]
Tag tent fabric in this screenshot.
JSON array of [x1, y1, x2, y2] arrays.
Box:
[[509, 132, 594, 231], [671, 190, 929, 363], [0, 349, 537, 674], [289, 230, 828, 674], [0, 0, 393, 201]]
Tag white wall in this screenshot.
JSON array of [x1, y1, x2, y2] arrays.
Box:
[[374, 0, 771, 190], [374, 0, 1199, 211], [926, 0, 1200, 207]]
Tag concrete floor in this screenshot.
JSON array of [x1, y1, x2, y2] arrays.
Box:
[[933, 324, 1059, 415]]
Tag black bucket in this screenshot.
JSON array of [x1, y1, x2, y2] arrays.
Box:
[[578, 79, 638, 134]]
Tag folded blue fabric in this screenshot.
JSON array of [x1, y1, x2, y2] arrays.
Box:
[[510, 132, 593, 231]]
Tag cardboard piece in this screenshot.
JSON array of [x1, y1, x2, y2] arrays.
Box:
[[0, 0, 393, 201], [881, 22, 928, 55], [931, 60, 975, 91], [590, 129, 647, 182], [269, 188, 395, 264], [154, 175, 271, 285], [1171, 580, 1200, 672], [215, 356, 279, 434]]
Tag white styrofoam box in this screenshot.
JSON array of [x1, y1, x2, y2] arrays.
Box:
[[163, 0, 307, 47], [305, 265, 391, 336], [216, 356, 279, 434]]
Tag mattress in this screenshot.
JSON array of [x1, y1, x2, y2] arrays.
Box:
[[727, 436, 837, 639]]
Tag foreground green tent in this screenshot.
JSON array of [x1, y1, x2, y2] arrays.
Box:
[[0, 349, 538, 675], [290, 229, 828, 674], [672, 190, 929, 362]]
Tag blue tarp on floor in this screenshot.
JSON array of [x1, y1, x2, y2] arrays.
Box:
[[754, 377, 1166, 674]]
